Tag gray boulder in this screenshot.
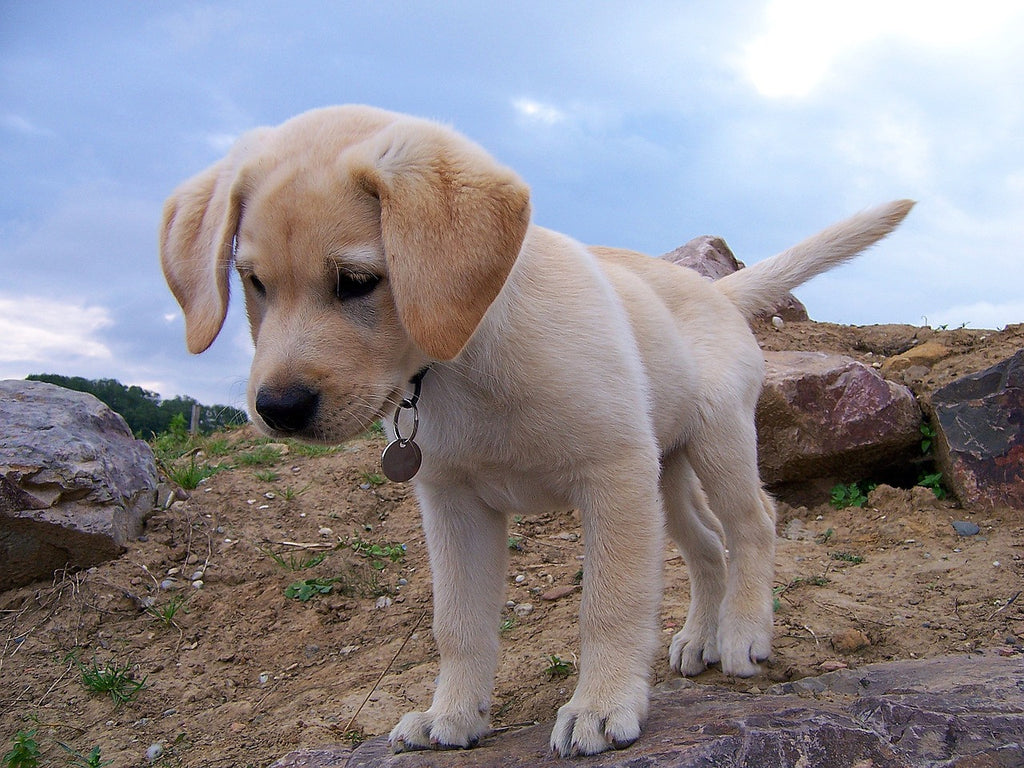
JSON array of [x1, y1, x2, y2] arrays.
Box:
[[756, 351, 922, 485], [0, 379, 158, 590], [930, 350, 1024, 509], [660, 236, 809, 321], [270, 653, 1023, 767]]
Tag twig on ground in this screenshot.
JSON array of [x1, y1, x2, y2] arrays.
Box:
[[343, 609, 427, 735]]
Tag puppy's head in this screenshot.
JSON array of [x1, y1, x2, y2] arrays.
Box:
[[159, 105, 531, 442]]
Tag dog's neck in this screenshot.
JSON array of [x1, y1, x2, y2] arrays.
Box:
[[380, 366, 432, 482]]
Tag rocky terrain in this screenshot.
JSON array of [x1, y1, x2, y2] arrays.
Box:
[[1, 319, 1022, 767]]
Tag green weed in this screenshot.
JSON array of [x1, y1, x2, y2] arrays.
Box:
[[237, 445, 282, 466], [360, 471, 385, 487], [920, 422, 937, 454], [284, 577, 337, 602], [917, 471, 947, 499], [290, 442, 339, 457], [544, 654, 574, 680], [2, 729, 41, 768], [507, 536, 524, 551], [144, 594, 189, 626], [57, 743, 113, 768], [829, 482, 875, 509], [260, 547, 329, 572], [830, 551, 864, 564], [71, 655, 147, 706], [254, 469, 280, 482], [167, 455, 223, 490], [347, 537, 406, 571]]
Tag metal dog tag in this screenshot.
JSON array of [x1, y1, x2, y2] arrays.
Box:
[[381, 439, 422, 483]]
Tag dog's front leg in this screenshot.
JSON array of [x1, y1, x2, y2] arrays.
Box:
[[389, 484, 508, 752], [550, 472, 664, 757]]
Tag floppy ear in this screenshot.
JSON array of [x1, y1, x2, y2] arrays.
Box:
[[351, 119, 531, 360], [159, 130, 265, 354]]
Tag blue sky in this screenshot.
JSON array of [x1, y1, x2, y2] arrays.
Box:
[[2, 1, 1022, 407]]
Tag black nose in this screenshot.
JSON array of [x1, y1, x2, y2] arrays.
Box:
[[255, 385, 319, 433]]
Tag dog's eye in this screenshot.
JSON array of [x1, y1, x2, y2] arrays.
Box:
[[249, 275, 266, 297], [335, 271, 379, 301]]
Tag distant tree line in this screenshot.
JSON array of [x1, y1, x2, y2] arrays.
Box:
[[26, 374, 248, 437]]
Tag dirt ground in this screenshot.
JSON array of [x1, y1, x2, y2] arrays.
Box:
[[2, 321, 1022, 768]]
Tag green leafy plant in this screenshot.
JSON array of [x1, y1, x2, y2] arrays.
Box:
[[920, 422, 937, 454], [284, 577, 337, 602], [544, 654, 574, 680], [3, 729, 41, 768], [347, 537, 406, 571], [829, 482, 875, 509], [254, 469, 280, 482], [72, 656, 147, 706], [830, 551, 864, 564], [507, 536, 524, 551], [57, 743, 113, 768], [499, 617, 516, 633], [917, 471, 947, 499]]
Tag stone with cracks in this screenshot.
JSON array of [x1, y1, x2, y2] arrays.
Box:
[[756, 351, 922, 486], [930, 349, 1024, 509], [0, 379, 158, 590], [269, 653, 1023, 768]]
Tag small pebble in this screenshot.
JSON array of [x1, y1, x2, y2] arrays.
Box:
[[514, 574, 526, 584], [514, 603, 534, 617], [160, 579, 176, 590], [951, 520, 980, 536], [318, 527, 333, 536], [771, 315, 784, 329], [397, 578, 408, 587], [375, 596, 392, 609], [145, 743, 163, 762], [190, 570, 204, 581], [831, 628, 871, 653], [191, 580, 204, 589]]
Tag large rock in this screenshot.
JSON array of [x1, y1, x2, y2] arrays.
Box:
[[270, 653, 1023, 767], [756, 352, 922, 485], [0, 380, 158, 590], [930, 349, 1024, 509], [660, 236, 809, 321]]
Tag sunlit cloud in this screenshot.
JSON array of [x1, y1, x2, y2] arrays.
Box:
[[512, 98, 568, 126], [741, 0, 1023, 98]]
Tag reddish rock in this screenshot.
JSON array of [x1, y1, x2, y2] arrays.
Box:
[[540, 585, 578, 601], [660, 236, 808, 321], [930, 350, 1024, 509], [756, 352, 922, 485]]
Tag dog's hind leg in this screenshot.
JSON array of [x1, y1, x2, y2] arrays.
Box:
[[688, 414, 777, 678], [389, 483, 509, 752], [661, 448, 728, 676]]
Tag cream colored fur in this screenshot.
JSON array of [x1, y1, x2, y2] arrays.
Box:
[[159, 105, 913, 757]]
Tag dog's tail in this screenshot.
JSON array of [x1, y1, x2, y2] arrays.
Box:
[[716, 199, 915, 321]]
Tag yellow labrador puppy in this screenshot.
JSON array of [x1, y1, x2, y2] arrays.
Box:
[[160, 105, 912, 757]]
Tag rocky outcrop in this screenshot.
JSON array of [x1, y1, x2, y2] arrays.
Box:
[[929, 349, 1024, 509], [270, 652, 1023, 767], [660, 236, 808, 320], [0, 379, 158, 590], [756, 351, 922, 485]]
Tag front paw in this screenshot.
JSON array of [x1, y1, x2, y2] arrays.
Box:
[[389, 708, 489, 752], [549, 698, 645, 757], [717, 606, 773, 678]]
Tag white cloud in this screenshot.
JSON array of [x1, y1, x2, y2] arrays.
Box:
[[512, 98, 568, 126], [741, 0, 1024, 98], [0, 296, 113, 364]]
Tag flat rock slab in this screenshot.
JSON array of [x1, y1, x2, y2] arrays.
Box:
[[271, 653, 1023, 767]]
